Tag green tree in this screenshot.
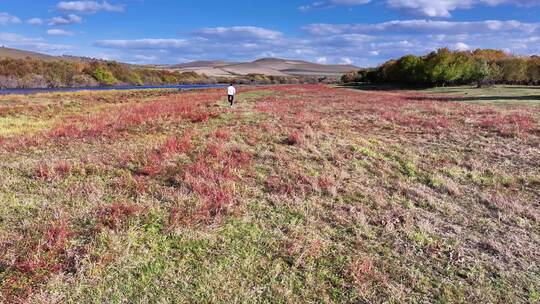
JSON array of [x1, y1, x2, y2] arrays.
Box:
[[473, 59, 490, 88], [499, 58, 528, 84]]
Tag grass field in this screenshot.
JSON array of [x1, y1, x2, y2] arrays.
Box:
[[343, 84, 540, 105], [424, 85, 540, 104], [0, 85, 539, 303]]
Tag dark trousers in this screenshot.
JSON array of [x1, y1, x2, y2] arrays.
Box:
[[228, 95, 234, 105]]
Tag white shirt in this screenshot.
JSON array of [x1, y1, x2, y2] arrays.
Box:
[[227, 86, 236, 96]]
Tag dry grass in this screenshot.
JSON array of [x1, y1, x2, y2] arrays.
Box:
[[0, 85, 539, 303]]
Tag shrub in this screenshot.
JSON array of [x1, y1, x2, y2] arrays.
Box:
[[92, 66, 118, 86]]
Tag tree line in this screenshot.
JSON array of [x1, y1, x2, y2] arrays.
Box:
[[0, 58, 213, 89], [342, 48, 540, 87]]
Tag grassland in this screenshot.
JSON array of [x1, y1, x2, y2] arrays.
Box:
[[424, 85, 540, 104], [0, 85, 539, 303]]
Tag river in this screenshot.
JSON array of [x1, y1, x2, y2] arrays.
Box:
[[0, 84, 228, 95]]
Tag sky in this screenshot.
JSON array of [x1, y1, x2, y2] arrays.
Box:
[[0, 0, 539, 67]]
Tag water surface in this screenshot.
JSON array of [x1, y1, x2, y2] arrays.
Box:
[[0, 84, 228, 95]]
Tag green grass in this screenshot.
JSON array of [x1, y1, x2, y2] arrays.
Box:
[[340, 83, 540, 104], [423, 85, 540, 104], [0, 116, 55, 136]]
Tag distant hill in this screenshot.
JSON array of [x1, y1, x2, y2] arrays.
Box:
[[0, 46, 60, 61], [0, 47, 113, 64], [171, 58, 359, 77], [172, 60, 238, 69]]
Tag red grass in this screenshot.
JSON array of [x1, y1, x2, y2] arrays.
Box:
[[318, 176, 335, 194], [50, 123, 83, 138], [140, 163, 161, 177], [250, 85, 539, 141], [213, 129, 232, 141], [133, 176, 148, 193], [35, 163, 51, 180], [139, 132, 192, 176], [2, 85, 539, 301], [97, 201, 143, 230], [479, 113, 535, 136], [265, 175, 294, 195], [265, 165, 318, 197], [206, 142, 223, 158], [286, 130, 303, 146], [179, 143, 253, 222], [54, 161, 72, 177], [350, 258, 376, 290], [4, 90, 224, 151], [115, 173, 149, 196], [161, 133, 193, 155], [188, 111, 213, 123], [2, 220, 74, 302]]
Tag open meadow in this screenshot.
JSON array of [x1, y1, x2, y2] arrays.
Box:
[[0, 85, 539, 303]]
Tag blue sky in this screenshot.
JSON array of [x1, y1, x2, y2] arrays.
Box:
[[0, 0, 539, 66]]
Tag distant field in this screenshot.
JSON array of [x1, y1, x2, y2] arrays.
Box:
[[0, 85, 539, 303], [341, 84, 540, 104], [424, 85, 540, 104]]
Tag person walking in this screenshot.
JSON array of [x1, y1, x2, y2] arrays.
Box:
[[227, 83, 236, 107]]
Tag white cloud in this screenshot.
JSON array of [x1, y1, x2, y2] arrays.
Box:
[[0, 12, 21, 25], [316, 57, 328, 63], [0, 32, 40, 43], [195, 26, 283, 41], [453, 42, 470, 51], [341, 57, 354, 64], [388, 0, 540, 17], [47, 29, 74, 36], [0, 32, 73, 52], [300, 0, 371, 10], [386, 0, 473, 17], [49, 14, 82, 25], [134, 54, 157, 61], [331, 0, 371, 3], [304, 20, 540, 35], [22, 41, 75, 51], [57, 1, 124, 13], [300, 0, 540, 16], [27, 18, 44, 25], [95, 38, 188, 49], [94, 26, 291, 63]]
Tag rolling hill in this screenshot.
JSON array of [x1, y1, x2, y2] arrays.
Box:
[[0, 46, 60, 61], [171, 58, 359, 77], [0, 46, 112, 64]]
